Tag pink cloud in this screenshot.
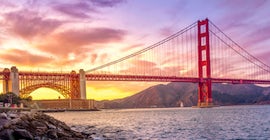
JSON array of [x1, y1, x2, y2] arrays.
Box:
[[57, 28, 126, 45], [3, 9, 62, 40], [256, 50, 270, 64], [215, 0, 267, 31], [132, 60, 156, 68], [52, 0, 125, 18], [159, 27, 174, 37], [0, 1, 16, 8], [53, 2, 96, 19], [90, 0, 125, 7], [243, 25, 270, 47]]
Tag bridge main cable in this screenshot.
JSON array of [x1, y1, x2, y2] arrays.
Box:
[[209, 20, 270, 74], [85, 22, 197, 73]]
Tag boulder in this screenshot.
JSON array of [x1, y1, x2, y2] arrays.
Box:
[[0, 112, 93, 139], [0, 129, 14, 140], [8, 113, 19, 119], [47, 129, 58, 139], [13, 128, 33, 140], [0, 112, 8, 120]]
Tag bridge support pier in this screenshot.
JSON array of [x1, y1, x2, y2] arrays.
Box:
[[197, 19, 213, 107], [70, 71, 80, 99], [10, 66, 20, 96], [79, 69, 86, 99], [3, 68, 11, 94], [2, 66, 19, 96]]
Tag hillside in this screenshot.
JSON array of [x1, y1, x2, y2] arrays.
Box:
[[96, 83, 270, 108]]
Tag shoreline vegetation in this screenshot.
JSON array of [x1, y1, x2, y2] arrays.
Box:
[[0, 111, 94, 139]]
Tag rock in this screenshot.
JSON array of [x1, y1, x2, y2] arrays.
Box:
[[72, 131, 84, 138], [20, 114, 29, 121], [47, 129, 58, 139], [58, 122, 71, 131], [3, 121, 11, 129], [35, 128, 47, 136], [57, 130, 72, 138], [31, 120, 47, 129], [47, 123, 56, 129], [13, 128, 33, 140], [0, 112, 92, 139], [0, 129, 14, 140], [0, 112, 8, 120], [18, 119, 30, 128], [8, 113, 19, 119]]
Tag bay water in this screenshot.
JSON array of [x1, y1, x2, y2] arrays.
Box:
[[48, 105, 270, 139]]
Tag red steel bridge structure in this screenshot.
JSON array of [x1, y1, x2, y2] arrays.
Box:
[[1, 19, 270, 107]]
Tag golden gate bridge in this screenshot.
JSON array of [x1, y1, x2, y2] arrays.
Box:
[[1, 19, 270, 107]]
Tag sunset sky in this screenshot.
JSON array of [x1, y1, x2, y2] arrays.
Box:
[[0, 0, 270, 100]]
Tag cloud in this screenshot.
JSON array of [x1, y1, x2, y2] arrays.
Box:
[[256, 50, 270, 64], [116, 59, 192, 77], [215, 0, 267, 31], [0, 1, 16, 8], [159, 27, 174, 37], [52, 0, 125, 18], [38, 27, 126, 56], [90, 0, 125, 7], [53, 2, 96, 19], [243, 25, 270, 46], [99, 53, 108, 63], [0, 49, 53, 66], [35, 27, 126, 66], [90, 54, 98, 64], [121, 43, 144, 52], [132, 60, 157, 68], [60, 28, 126, 45], [219, 0, 266, 10], [3, 9, 62, 40]]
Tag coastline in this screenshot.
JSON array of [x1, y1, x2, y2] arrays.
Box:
[[0, 111, 94, 139]]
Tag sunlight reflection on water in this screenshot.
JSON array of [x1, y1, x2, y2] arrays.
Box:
[[48, 105, 270, 139]]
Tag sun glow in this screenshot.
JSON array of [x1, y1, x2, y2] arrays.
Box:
[[30, 88, 65, 100], [86, 87, 134, 101], [29, 87, 136, 101]]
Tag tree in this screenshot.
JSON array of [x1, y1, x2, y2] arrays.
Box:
[[0, 92, 22, 105]]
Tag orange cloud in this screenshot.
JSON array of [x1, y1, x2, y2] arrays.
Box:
[[35, 27, 126, 66], [0, 49, 53, 66], [38, 28, 126, 55], [121, 43, 144, 52]]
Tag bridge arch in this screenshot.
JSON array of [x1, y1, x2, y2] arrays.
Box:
[[20, 83, 71, 99]]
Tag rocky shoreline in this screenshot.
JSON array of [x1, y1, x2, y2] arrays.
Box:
[[0, 111, 93, 140]]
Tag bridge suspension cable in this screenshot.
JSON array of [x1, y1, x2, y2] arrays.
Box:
[[86, 22, 197, 74], [209, 20, 270, 80], [85, 19, 270, 81]]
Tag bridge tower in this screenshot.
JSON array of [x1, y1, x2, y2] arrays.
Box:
[[197, 19, 213, 107]]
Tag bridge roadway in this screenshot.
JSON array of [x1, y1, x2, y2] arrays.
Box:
[[1, 71, 270, 84]]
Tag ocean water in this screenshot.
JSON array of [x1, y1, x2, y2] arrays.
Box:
[[48, 105, 270, 139]]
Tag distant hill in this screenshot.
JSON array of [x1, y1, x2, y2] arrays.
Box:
[[96, 83, 270, 108]]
